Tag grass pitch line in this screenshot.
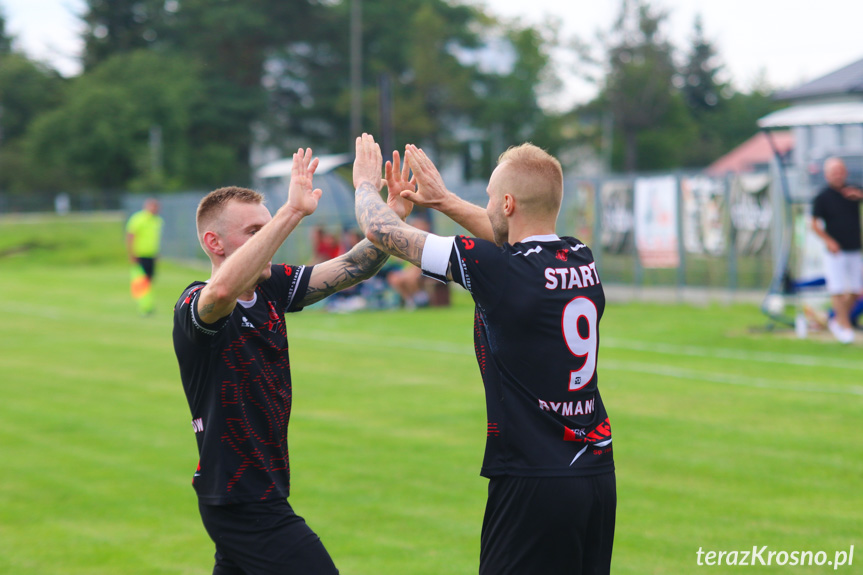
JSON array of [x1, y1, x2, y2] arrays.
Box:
[[604, 359, 863, 396], [300, 329, 863, 373], [297, 329, 863, 396], [297, 329, 473, 356], [603, 337, 863, 372]]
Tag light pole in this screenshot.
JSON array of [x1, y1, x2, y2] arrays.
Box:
[[350, 0, 362, 147]]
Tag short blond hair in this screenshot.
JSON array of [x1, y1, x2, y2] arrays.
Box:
[[196, 186, 264, 244], [496, 143, 563, 216]]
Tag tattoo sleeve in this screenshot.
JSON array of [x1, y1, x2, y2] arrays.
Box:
[[354, 181, 427, 266], [301, 238, 390, 306]]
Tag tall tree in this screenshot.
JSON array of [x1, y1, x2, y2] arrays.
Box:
[[25, 50, 209, 192], [81, 0, 167, 70], [0, 50, 66, 193], [163, 0, 324, 182], [474, 23, 560, 150], [264, 0, 557, 171], [0, 55, 65, 143], [80, 0, 326, 184], [713, 82, 783, 153], [0, 8, 14, 54], [676, 14, 727, 166], [680, 15, 724, 114], [602, 0, 679, 171], [264, 0, 486, 155]]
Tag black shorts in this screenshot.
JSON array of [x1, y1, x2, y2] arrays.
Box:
[[479, 472, 616, 575], [198, 499, 339, 575], [136, 257, 156, 280]]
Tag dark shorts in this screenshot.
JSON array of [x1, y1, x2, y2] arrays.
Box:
[[479, 472, 616, 575], [137, 257, 156, 280], [198, 499, 339, 575]]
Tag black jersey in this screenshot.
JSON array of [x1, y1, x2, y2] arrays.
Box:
[[172, 264, 312, 504], [428, 234, 613, 478], [812, 186, 862, 251]]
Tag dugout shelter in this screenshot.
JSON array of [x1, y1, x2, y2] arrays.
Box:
[[757, 101, 863, 327]]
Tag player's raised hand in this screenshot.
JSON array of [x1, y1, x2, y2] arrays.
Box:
[[840, 185, 863, 201], [402, 144, 451, 209], [384, 149, 415, 221], [353, 133, 384, 191], [286, 148, 322, 217]]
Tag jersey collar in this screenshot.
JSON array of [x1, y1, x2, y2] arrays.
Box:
[[518, 234, 561, 243], [237, 292, 258, 308]]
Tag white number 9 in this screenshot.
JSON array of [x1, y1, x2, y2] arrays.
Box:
[[562, 297, 598, 391]]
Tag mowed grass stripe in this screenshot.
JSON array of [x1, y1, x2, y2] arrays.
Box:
[[603, 358, 863, 396], [293, 327, 863, 396], [604, 336, 863, 371]]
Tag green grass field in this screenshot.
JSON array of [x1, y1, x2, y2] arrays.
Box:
[[1, 214, 860, 574]]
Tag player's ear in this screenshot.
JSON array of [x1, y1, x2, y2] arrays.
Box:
[[503, 194, 515, 217], [203, 231, 225, 257]]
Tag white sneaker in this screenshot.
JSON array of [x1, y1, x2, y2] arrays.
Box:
[[828, 319, 855, 344]]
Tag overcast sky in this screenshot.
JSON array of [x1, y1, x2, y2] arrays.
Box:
[[3, 0, 863, 108]]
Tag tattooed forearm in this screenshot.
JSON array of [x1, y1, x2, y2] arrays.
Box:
[[355, 181, 427, 266], [302, 239, 390, 306], [345, 238, 391, 274]]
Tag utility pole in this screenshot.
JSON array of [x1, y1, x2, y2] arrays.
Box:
[[378, 73, 394, 157], [350, 0, 362, 148]]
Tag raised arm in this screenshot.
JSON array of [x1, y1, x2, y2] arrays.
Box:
[[299, 141, 420, 306], [197, 149, 321, 323], [300, 238, 390, 306], [402, 144, 495, 242], [840, 185, 863, 201], [353, 134, 432, 269]]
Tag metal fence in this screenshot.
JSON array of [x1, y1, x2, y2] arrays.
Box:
[[435, 170, 782, 295], [4, 167, 789, 299]]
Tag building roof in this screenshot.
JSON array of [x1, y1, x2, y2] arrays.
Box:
[[256, 153, 352, 179], [774, 56, 863, 101], [758, 101, 863, 128], [705, 130, 793, 176]]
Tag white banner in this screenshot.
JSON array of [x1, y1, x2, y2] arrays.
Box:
[[635, 176, 679, 268]]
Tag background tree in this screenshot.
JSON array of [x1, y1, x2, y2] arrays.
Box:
[[680, 16, 724, 114], [0, 55, 65, 144], [0, 7, 13, 54], [601, 0, 683, 171], [71, 0, 558, 188], [713, 76, 783, 153], [472, 20, 564, 173], [262, 0, 557, 174], [8, 0, 786, 196], [0, 37, 67, 193], [80, 0, 326, 185], [568, 0, 782, 173], [26, 51, 207, 192], [678, 14, 727, 166], [81, 0, 167, 70], [264, 0, 486, 155]]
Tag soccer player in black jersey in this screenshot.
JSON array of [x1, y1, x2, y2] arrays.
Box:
[[173, 148, 412, 575], [354, 134, 615, 575]]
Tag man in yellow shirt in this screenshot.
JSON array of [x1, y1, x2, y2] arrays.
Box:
[[126, 198, 164, 315]]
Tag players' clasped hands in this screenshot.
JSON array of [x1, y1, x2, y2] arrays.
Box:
[[353, 133, 453, 221], [285, 134, 451, 224]]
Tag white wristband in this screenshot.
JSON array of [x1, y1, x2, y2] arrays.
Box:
[[421, 234, 455, 282]]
